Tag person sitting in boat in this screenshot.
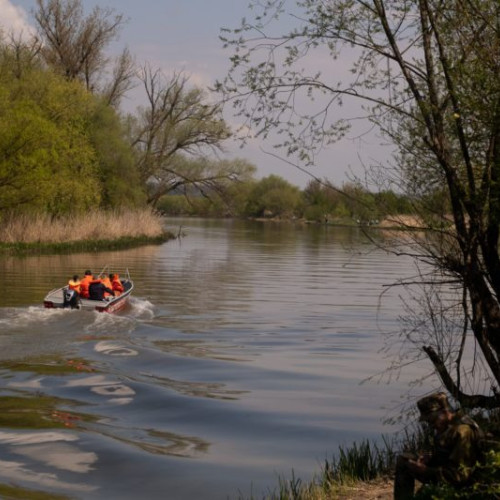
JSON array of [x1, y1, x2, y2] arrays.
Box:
[[68, 275, 81, 294], [64, 275, 81, 309], [110, 273, 124, 296], [79, 270, 93, 299], [88, 278, 115, 301], [100, 274, 114, 298]]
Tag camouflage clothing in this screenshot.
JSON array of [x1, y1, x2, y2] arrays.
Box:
[[425, 414, 480, 483], [417, 392, 451, 421], [394, 408, 482, 499]]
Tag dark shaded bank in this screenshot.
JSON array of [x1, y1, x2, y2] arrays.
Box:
[[0, 232, 175, 256], [252, 426, 500, 500]]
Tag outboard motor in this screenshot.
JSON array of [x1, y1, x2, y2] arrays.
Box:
[[63, 288, 80, 309]]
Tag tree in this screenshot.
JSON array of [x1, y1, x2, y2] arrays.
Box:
[[0, 35, 144, 216], [244, 175, 303, 218], [302, 178, 344, 221], [130, 67, 249, 207], [219, 1, 500, 409], [34, 0, 134, 107], [88, 102, 145, 208], [0, 61, 101, 215], [153, 156, 256, 213], [0, 32, 42, 80]]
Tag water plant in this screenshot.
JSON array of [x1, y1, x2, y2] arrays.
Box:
[[0, 209, 174, 254]]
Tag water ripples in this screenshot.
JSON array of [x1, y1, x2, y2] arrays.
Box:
[[0, 219, 433, 499]]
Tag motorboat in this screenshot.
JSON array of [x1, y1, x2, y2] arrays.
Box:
[[43, 269, 133, 313]]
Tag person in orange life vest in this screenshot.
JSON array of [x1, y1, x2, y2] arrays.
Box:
[[88, 277, 114, 301], [68, 275, 81, 294], [110, 273, 124, 296], [79, 270, 93, 299], [100, 275, 113, 298]]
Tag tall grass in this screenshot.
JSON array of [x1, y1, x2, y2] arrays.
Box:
[[323, 437, 396, 484], [237, 438, 397, 500], [237, 429, 435, 500], [0, 209, 166, 244]]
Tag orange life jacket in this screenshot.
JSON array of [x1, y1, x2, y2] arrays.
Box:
[[68, 279, 81, 293], [101, 277, 113, 298], [79, 275, 93, 298], [111, 275, 124, 295]]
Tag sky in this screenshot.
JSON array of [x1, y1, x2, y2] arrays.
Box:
[[1, 0, 390, 188]]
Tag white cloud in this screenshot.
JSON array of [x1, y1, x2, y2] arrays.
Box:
[[0, 0, 36, 39]]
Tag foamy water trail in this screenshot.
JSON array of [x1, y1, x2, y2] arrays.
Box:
[[127, 297, 155, 320], [0, 306, 72, 329]]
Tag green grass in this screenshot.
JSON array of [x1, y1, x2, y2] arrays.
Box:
[[237, 438, 397, 500], [324, 438, 396, 484]]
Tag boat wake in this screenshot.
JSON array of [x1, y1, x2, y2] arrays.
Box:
[[84, 310, 136, 335], [128, 297, 155, 320], [0, 306, 87, 361], [0, 306, 74, 329], [94, 340, 138, 357], [0, 306, 88, 340]]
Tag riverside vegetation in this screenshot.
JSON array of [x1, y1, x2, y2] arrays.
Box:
[[249, 418, 500, 500], [0, 209, 173, 254]]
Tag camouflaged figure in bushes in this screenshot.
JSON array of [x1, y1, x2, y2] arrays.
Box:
[[394, 392, 483, 499]]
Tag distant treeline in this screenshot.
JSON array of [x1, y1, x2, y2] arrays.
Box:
[[0, 2, 446, 230], [0, 28, 420, 227], [156, 175, 436, 224]]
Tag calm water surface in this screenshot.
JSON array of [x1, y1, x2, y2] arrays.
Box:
[[0, 219, 430, 499]]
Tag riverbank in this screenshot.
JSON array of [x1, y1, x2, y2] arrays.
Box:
[[0, 209, 175, 254], [325, 478, 392, 499]]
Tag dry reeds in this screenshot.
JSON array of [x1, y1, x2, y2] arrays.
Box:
[[0, 209, 166, 244]]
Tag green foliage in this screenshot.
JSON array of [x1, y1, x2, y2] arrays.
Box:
[[302, 179, 354, 222], [0, 36, 107, 214], [0, 43, 102, 215], [301, 179, 413, 224], [414, 451, 500, 500], [374, 190, 414, 216], [324, 438, 396, 485], [244, 175, 303, 218], [88, 103, 145, 208], [0, 35, 147, 218], [153, 157, 257, 216], [157, 195, 193, 216], [157, 172, 415, 222]]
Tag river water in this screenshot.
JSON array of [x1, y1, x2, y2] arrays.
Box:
[[0, 218, 432, 499]]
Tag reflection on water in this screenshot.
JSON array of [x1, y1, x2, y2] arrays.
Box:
[[100, 426, 211, 458], [0, 219, 435, 499], [139, 370, 248, 400], [0, 458, 95, 494], [154, 339, 248, 362]]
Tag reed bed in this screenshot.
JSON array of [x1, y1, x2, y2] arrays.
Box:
[[0, 209, 166, 244], [238, 438, 396, 500], [241, 419, 500, 499]]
